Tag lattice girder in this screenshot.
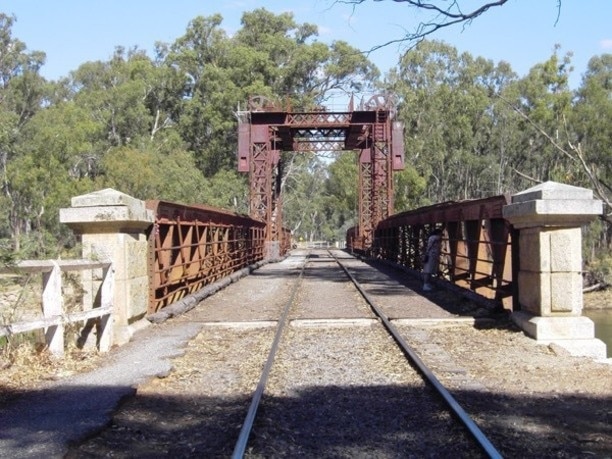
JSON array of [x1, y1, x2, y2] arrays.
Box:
[[237, 95, 404, 250]]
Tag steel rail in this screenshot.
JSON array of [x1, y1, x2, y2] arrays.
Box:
[[231, 254, 309, 459], [328, 249, 503, 459]]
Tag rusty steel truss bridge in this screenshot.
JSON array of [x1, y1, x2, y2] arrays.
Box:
[[237, 94, 406, 251]]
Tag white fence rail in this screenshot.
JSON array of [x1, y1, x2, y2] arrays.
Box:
[[0, 259, 113, 356]]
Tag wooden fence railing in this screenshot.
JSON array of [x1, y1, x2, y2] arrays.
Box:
[[0, 259, 113, 356]]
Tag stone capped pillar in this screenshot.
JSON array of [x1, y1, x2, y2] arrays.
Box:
[[503, 181, 606, 359], [60, 189, 154, 346]]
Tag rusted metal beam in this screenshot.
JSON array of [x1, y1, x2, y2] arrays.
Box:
[[146, 200, 266, 313], [238, 94, 402, 251], [354, 195, 515, 310]]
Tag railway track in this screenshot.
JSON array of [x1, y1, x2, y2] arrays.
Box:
[[232, 249, 502, 458]]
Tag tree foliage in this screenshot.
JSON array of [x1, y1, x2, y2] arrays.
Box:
[[384, 39, 611, 269], [0, 7, 610, 268], [0, 8, 380, 254]]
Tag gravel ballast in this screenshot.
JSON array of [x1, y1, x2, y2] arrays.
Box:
[[3, 250, 610, 458]]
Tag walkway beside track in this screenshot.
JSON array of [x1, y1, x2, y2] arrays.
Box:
[[0, 250, 492, 459]]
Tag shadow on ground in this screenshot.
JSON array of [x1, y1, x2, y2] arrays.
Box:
[[16, 383, 602, 458]]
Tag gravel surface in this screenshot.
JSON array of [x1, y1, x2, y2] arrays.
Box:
[[248, 326, 481, 458], [400, 321, 611, 457], [245, 253, 482, 457], [16, 250, 612, 457]]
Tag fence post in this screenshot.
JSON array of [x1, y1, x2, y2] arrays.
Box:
[[503, 181, 606, 359], [97, 263, 114, 352], [42, 261, 64, 356], [60, 189, 154, 347]]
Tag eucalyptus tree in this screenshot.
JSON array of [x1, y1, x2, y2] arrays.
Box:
[[0, 14, 46, 126], [393, 166, 428, 212], [10, 102, 102, 249], [564, 54, 611, 271], [324, 152, 359, 240], [197, 169, 249, 214], [161, 14, 238, 176], [498, 47, 575, 190], [386, 40, 517, 204], [281, 154, 331, 241], [570, 54, 612, 215], [0, 13, 50, 253], [232, 8, 379, 106], [70, 47, 161, 149], [101, 146, 207, 204]]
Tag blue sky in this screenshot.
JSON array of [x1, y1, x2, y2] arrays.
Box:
[[3, 0, 611, 90]]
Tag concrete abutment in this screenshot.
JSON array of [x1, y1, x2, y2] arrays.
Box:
[[503, 181, 607, 359], [60, 188, 154, 347]]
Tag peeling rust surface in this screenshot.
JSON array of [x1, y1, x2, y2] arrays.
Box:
[[145, 200, 268, 313]]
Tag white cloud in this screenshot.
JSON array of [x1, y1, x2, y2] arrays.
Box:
[[600, 39, 612, 49]]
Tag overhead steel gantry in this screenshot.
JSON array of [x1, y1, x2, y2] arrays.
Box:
[[237, 94, 405, 252]]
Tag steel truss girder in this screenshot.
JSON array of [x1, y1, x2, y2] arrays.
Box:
[[372, 195, 514, 308], [358, 118, 393, 248], [249, 131, 282, 242], [237, 95, 403, 250], [146, 200, 265, 312], [286, 112, 351, 126], [293, 127, 346, 140], [291, 141, 346, 152]]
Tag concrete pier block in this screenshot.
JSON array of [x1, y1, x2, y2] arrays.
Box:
[[504, 181, 606, 360], [503, 181, 603, 228], [512, 312, 607, 359], [60, 189, 154, 346], [513, 312, 595, 340]]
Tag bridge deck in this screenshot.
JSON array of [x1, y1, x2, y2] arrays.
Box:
[[178, 249, 483, 325], [2, 250, 610, 457]]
